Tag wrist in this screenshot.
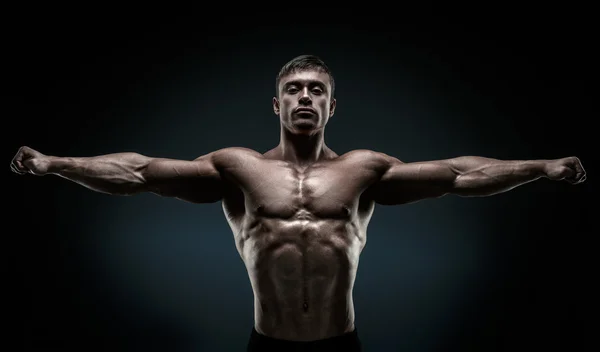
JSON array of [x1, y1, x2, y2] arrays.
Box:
[[521, 160, 548, 179], [537, 160, 551, 178], [45, 156, 66, 175]]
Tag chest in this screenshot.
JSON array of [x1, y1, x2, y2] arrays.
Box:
[[233, 161, 375, 219]]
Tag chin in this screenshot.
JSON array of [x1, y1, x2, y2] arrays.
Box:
[[293, 121, 317, 131]]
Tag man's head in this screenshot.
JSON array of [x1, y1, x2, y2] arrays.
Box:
[[273, 55, 336, 135]]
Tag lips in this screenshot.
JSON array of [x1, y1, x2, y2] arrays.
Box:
[[294, 107, 316, 114]]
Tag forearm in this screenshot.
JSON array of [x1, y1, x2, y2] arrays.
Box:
[[450, 156, 548, 196], [47, 153, 152, 195]]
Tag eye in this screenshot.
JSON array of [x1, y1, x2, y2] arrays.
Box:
[[287, 86, 299, 94], [311, 88, 323, 95]]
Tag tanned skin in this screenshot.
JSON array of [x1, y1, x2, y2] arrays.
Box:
[[10, 69, 586, 342]]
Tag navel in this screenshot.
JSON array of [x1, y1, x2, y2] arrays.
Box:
[[342, 205, 351, 217]]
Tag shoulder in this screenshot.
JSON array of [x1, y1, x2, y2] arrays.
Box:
[[195, 147, 263, 165], [340, 149, 404, 170], [215, 147, 263, 158]]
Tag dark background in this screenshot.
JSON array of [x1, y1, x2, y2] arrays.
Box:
[[7, 15, 594, 351]]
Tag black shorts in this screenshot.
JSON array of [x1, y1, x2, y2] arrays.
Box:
[[247, 327, 362, 352]]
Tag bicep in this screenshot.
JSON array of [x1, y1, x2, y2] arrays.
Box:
[[143, 152, 223, 203], [370, 159, 458, 205]]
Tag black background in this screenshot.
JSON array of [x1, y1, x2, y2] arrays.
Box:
[[7, 14, 594, 351]]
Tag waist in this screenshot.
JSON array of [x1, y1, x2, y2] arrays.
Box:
[[250, 325, 359, 344], [253, 296, 355, 341]]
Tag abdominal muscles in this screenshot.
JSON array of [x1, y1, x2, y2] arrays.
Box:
[[243, 220, 358, 340]]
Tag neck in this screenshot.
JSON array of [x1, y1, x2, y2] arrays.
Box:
[[278, 126, 328, 166]]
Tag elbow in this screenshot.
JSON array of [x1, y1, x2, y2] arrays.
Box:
[[137, 158, 157, 188], [452, 172, 495, 197], [450, 173, 477, 197], [113, 168, 150, 196]]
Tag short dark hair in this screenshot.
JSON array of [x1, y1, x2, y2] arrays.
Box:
[[276, 55, 335, 98]]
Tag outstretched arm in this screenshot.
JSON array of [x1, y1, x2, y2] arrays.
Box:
[[10, 146, 232, 203], [369, 154, 586, 205]]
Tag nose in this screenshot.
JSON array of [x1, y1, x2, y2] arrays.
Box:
[[299, 88, 312, 105]]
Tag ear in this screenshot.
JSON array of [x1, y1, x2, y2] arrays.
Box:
[[273, 97, 280, 115], [329, 98, 336, 117]]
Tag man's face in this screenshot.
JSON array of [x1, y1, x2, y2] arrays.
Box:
[[273, 69, 336, 135]]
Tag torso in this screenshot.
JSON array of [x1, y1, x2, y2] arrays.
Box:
[[219, 148, 384, 341]]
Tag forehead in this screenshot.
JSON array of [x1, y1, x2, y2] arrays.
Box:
[[279, 69, 331, 87]]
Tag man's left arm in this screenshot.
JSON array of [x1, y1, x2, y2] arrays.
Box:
[[369, 155, 586, 205]]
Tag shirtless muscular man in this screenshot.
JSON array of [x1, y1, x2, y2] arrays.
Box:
[[10, 55, 586, 351]]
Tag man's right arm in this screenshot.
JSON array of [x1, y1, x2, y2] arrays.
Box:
[[10, 146, 228, 203]]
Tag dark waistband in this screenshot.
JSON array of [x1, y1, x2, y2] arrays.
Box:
[[249, 326, 360, 346]]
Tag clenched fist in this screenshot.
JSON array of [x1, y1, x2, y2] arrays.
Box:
[[10, 146, 52, 176], [545, 156, 586, 184]]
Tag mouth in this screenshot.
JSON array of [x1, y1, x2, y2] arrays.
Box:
[[294, 107, 316, 115]]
